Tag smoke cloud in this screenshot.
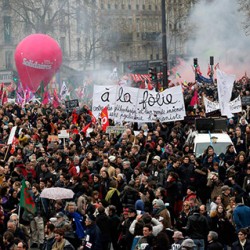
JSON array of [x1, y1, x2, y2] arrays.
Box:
[[177, 0, 250, 82]]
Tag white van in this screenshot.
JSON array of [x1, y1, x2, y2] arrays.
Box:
[[186, 131, 234, 157]]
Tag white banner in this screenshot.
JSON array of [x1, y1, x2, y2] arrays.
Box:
[[92, 85, 186, 123], [229, 95, 242, 113], [204, 95, 242, 114], [216, 69, 235, 117], [203, 96, 220, 113]]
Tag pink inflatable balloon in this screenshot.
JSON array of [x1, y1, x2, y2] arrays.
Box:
[[15, 34, 62, 92]]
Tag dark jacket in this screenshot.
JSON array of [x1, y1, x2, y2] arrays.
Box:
[[185, 212, 209, 240], [232, 239, 250, 250], [207, 241, 223, 250], [83, 224, 102, 250]]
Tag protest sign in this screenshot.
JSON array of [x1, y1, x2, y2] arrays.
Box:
[[92, 85, 186, 123]]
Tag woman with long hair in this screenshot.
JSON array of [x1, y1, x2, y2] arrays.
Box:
[[209, 204, 236, 248]]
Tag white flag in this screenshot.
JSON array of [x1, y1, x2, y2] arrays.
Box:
[[60, 81, 69, 100], [216, 69, 235, 117]]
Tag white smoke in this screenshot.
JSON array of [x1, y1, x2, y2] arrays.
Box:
[[178, 0, 250, 81]]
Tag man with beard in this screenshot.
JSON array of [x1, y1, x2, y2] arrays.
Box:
[[52, 228, 75, 250]]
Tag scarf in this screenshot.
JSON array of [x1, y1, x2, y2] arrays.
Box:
[[52, 239, 65, 250], [105, 187, 120, 203]]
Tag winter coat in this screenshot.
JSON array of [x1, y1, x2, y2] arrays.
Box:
[[83, 224, 102, 250], [232, 239, 250, 250], [233, 204, 250, 232], [207, 241, 223, 250]]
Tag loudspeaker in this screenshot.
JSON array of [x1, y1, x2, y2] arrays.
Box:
[[195, 118, 215, 131], [214, 118, 227, 131]]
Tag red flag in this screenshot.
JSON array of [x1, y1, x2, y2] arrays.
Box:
[[52, 89, 60, 108], [214, 63, 220, 70], [101, 107, 109, 132], [81, 122, 91, 134], [190, 90, 198, 107], [72, 109, 78, 124], [2, 91, 7, 105], [87, 110, 97, 124], [42, 91, 49, 105], [0, 83, 3, 98], [207, 64, 211, 76], [10, 137, 19, 154]]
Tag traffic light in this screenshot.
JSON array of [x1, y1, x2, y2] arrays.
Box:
[[193, 58, 198, 68], [149, 67, 157, 82], [210, 56, 214, 66]]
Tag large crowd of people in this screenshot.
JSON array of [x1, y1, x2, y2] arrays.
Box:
[[0, 81, 249, 250]]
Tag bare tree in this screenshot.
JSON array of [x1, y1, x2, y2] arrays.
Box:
[[238, 0, 250, 36], [8, 0, 68, 34]]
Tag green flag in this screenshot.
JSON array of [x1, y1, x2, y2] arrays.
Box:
[[19, 179, 36, 214]]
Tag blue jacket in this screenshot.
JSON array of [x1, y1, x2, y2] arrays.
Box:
[[233, 204, 250, 231]]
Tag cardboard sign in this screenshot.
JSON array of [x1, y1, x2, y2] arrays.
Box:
[[7, 126, 17, 145], [65, 99, 79, 110]]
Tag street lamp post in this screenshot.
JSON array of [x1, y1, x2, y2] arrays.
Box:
[[162, 0, 168, 89]]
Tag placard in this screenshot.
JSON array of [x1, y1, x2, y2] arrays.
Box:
[[92, 85, 186, 123], [65, 99, 79, 110]]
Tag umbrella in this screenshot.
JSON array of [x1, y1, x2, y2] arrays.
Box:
[[40, 187, 74, 200]]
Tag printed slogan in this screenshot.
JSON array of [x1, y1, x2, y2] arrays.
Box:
[[92, 85, 186, 123]]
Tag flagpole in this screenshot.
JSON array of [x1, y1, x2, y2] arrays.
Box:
[[3, 145, 10, 162], [17, 205, 21, 227]]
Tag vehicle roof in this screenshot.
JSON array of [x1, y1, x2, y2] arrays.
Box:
[[194, 133, 233, 143]]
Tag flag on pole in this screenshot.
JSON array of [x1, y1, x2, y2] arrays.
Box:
[[53, 89, 60, 108], [42, 91, 49, 105], [72, 109, 78, 124], [10, 137, 19, 154], [19, 179, 36, 214], [2, 91, 7, 105], [207, 64, 211, 76], [60, 81, 69, 100], [87, 110, 97, 124], [0, 83, 3, 99], [81, 122, 91, 134], [100, 106, 109, 132]]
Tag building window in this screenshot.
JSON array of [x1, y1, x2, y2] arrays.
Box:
[[3, 16, 11, 43], [150, 54, 153, 60], [101, 3, 104, 9], [5, 51, 13, 69], [137, 32, 140, 38], [156, 54, 159, 60], [155, 5, 158, 11], [142, 4, 145, 10], [128, 4, 131, 10], [115, 4, 118, 9], [136, 4, 139, 10], [149, 5, 152, 10], [108, 4, 111, 9], [122, 4, 125, 9]]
